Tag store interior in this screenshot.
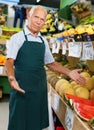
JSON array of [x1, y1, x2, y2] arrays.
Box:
[[0, 0, 94, 130]]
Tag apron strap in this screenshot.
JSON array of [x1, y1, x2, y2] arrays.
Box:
[[23, 30, 44, 43], [39, 36, 44, 43], [23, 30, 28, 41]]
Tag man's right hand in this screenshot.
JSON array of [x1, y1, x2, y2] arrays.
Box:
[[8, 76, 25, 93]]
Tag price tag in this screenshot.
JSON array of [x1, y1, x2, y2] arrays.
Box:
[[65, 107, 74, 130], [53, 93, 59, 111], [68, 42, 82, 57], [0, 66, 3, 75], [62, 42, 67, 55], [82, 42, 93, 60], [52, 40, 60, 54]]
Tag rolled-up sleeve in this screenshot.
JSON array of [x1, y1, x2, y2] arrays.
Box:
[[43, 38, 55, 64]]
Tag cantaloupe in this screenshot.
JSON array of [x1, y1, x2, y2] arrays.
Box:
[[91, 75, 94, 88], [61, 87, 75, 97], [58, 83, 71, 96], [81, 77, 94, 90], [55, 78, 69, 92], [72, 84, 81, 90], [90, 89, 94, 100], [70, 81, 77, 86], [80, 72, 91, 78], [75, 87, 89, 99]]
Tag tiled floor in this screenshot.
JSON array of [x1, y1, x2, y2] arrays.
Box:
[[0, 96, 9, 130], [0, 93, 55, 130]]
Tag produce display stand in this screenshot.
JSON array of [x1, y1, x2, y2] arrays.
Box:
[[0, 66, 10, 95], [0, 40, 10, 95], [49, 84, 92, 130]]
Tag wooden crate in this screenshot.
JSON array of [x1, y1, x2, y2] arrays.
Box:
[[74, 10, 91, 20], [50, 86, 92, 130]]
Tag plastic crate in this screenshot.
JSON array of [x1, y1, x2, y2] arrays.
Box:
[[58, 6, 72, 20]]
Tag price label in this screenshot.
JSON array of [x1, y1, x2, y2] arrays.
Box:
[[68, 42, 82, 57], [82, 42, 93, 60], [0, 66, 3, 75], [62, 42, 67, 55], [52, 40, 60, 54], [53, 93, 59, 111], [65, 108, 74, 130]]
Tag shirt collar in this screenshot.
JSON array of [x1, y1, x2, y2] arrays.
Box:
[[24, 26, 42, 37]]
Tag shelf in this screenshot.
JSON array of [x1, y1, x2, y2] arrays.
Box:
[[50, 85, 92, 130]]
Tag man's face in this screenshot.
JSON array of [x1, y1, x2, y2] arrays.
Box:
[[27, 8, 47, 34]]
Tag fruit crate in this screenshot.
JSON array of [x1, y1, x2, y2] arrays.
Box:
[[58, 5, 72, 20], [73, 10, 91, 20], [50, 85, 92, 130]]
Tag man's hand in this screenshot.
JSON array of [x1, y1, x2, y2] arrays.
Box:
[[68, 69, 86, 84], [9, 76, 25, 93]]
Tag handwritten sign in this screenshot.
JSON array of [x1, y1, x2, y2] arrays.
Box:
[[65, 107, 74, 130], [82, 42, 93, 60], [68, 42, 82, 58], [53, 93, 60, 111]]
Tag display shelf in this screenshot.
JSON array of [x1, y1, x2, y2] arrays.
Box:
[[50, 84, 92, 130]]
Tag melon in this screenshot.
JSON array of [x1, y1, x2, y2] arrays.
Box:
[[91, 75, 94, 87], [47, 73, 56, 82], [51, 77, 59, 88], [58, 83, 71, 96], [75, 87, 89, 99], [62, 87, 75, 96], [80, 72, 91, 78], [55, 79, 69, 92], [70, 81, 77, 86], [72, 84, 81, 90], [90, 89, 94, 100], [64, 93, 94, 106], [81, 77, 94, 90], [74, 102, 94, 121]]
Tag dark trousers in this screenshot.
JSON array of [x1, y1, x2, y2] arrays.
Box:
[[13, 9, 24, 28]]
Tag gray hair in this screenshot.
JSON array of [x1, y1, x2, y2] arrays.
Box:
[[29, 5, 47, 17]]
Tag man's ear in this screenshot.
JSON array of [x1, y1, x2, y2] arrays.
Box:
[[26, 7, 31, 19]]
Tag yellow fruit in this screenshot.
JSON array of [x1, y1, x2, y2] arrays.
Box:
[[70, 81, 77, 86], [91, 75, 94, 85], [81, 77, 94, 90], [90, 89, 94, 99], [72, 84, 81, 90], [55, 79, 69, 93], [80, 72, 91, 78], [75, 87, 89, 99], [58, 83, 71, 96], [62, 87, 75, 97]]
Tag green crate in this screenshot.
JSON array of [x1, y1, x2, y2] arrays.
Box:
[[0, 76, 10, 94], [58, 6, 72, 20]]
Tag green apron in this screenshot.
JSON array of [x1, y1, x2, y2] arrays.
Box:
[[8, 30, 49, 130]]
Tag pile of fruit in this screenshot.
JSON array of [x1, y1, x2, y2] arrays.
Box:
[[0, 54, 6, 65], [47, 70, 94, 128], [71, 2, 91, 20]]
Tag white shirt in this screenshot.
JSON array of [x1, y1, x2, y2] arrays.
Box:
[[6, 26, 54, 65]]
